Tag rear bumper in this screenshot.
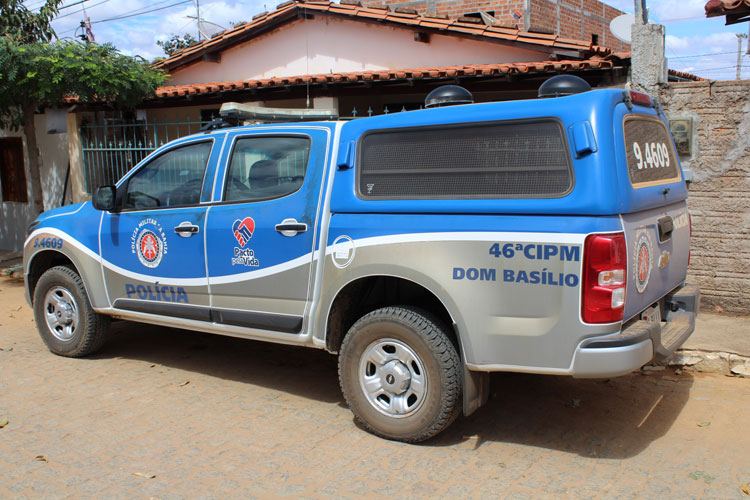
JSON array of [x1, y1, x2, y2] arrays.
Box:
[[571, 283, 700, 378]]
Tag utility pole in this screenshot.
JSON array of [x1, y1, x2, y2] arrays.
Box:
[[631, 0, 667, 93], [737, 33, 748, 80], [634, 0, 648, 24]]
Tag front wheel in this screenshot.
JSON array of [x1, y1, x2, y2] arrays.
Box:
[[338, 307, 462, 442], [33, 265, 110, 357]]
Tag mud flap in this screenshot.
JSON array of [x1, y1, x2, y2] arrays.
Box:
[[463, 364, 489, 416]]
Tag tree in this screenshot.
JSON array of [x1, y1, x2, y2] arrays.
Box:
[[0, 1, 166, 215], [0, 0, 59, 43], [157, 33, 198, 56]]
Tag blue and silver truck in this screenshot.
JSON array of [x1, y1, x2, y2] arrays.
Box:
[[24, 77, 699, 442]]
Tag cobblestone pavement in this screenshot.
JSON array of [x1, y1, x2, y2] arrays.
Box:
[[1, 278, 749, 499]]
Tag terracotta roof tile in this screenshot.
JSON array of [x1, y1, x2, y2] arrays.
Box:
[[151, 57, 635, 100], [705, 0, 750, 16], [449, 25, 488, 35], [417, 20, 449, 29]]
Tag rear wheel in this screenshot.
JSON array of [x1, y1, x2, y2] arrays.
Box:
[[33, 265, 110, 357], [338, 306, 461, 442]]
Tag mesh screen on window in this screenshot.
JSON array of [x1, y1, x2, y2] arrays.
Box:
[[358, 120, 572, 199], [225, 136, 311, 202]]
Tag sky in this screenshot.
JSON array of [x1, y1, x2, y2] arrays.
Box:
[[36, 0, 750, 81]]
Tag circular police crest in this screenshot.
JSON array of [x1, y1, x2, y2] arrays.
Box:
[[633, 230, 653, 294], [131, 219, 168, 269], [136, 229, 163, 268]]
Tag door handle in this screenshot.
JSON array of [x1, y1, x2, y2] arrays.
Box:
[[275, 218, 307, 237], [174, 221, 200, 237], [657, 216, 673, 242]]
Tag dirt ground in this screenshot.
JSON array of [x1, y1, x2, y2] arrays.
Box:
[[1, 277, 749, 499]]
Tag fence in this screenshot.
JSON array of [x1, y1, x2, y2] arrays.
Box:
[[80, 117, 207, 194], [79, 105, 418, 194]]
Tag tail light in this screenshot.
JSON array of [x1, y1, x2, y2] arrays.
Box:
[[582, 232, 627, 323], [629, 91, 652, 106]]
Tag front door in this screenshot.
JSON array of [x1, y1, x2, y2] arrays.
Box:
[[205, 128, 331, 333], [100, 138, 221, 320]]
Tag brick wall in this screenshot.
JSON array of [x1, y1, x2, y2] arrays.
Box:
[[528, 0, 628, 51], [362, 0, 629, 51], [659, 80, 750, 314], [372, 0, 525, 21]]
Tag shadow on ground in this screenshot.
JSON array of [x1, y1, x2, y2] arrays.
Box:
[[93, 320, 692, 459]]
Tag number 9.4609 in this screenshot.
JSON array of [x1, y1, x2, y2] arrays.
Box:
[[33, 237, 64, 249], [633, 142, 670, 170]]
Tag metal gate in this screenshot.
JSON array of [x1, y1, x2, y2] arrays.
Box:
[[80, 117, 206, 194]]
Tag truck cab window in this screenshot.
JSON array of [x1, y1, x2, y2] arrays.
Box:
[[224, 136, 311, 202], [124, 141, 212, 210]]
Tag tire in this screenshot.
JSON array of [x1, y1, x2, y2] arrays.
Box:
[[338, 306, 462, 442], [33, 265, 110, 357]]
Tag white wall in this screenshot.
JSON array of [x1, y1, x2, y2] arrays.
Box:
[[0, 112, 69, 251], [168, 17, 549, 85]]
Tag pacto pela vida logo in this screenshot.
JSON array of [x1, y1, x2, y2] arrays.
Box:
[[131, 218, 168, 269], [232, 217, 259, 267]]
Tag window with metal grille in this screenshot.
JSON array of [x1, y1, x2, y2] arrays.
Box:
[[358, 119, 573, 199], [0, 138, 28, 203]]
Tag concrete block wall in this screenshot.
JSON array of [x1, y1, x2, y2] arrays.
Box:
[[659, 80, 750, 314], [363, 0, 629, 52]]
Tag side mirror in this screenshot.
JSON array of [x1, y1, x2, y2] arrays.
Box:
[[93, 185, 116, 211]]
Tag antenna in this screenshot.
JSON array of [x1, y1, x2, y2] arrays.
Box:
[[187, 17, 226, 39], [196, 0, 201, 41]]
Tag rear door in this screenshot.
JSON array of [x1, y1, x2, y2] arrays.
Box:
[[204, 127, 331, 333], [619, 114, 691, 320]]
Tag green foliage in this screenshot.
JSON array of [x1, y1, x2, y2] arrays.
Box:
[[157, 33, 198, 56], [0, 39, 167, 129], [0, 0, 62, 43]]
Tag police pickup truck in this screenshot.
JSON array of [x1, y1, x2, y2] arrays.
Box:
[[24, 76, 699, 442]]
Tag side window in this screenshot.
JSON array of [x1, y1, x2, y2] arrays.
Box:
[[124, 141, 212, 210], [224, 136, 311, 202], [358, 120, 573, 199]]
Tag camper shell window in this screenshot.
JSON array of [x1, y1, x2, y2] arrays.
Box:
[[357, 119, 573, 199]]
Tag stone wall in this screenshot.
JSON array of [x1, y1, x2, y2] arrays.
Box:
[[659, 80, 750, 314]]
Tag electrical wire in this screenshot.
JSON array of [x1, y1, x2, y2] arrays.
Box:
[[55, 0, 190, 34], [90, 0, 192, 24], [669, 51, 737, 59], [694, 65, 749, 72], [54, 0, 113, 20], [59, 0, 91, 10]]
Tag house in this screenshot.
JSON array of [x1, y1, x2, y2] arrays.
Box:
[[1, 0, 698, 251]]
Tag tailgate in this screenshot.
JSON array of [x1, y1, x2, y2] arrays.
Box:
[[622, 201, 690, 320]]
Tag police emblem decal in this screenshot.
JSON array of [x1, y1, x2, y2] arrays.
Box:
[[634, 229, 653, 294], [131, 219, 168, 269]]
